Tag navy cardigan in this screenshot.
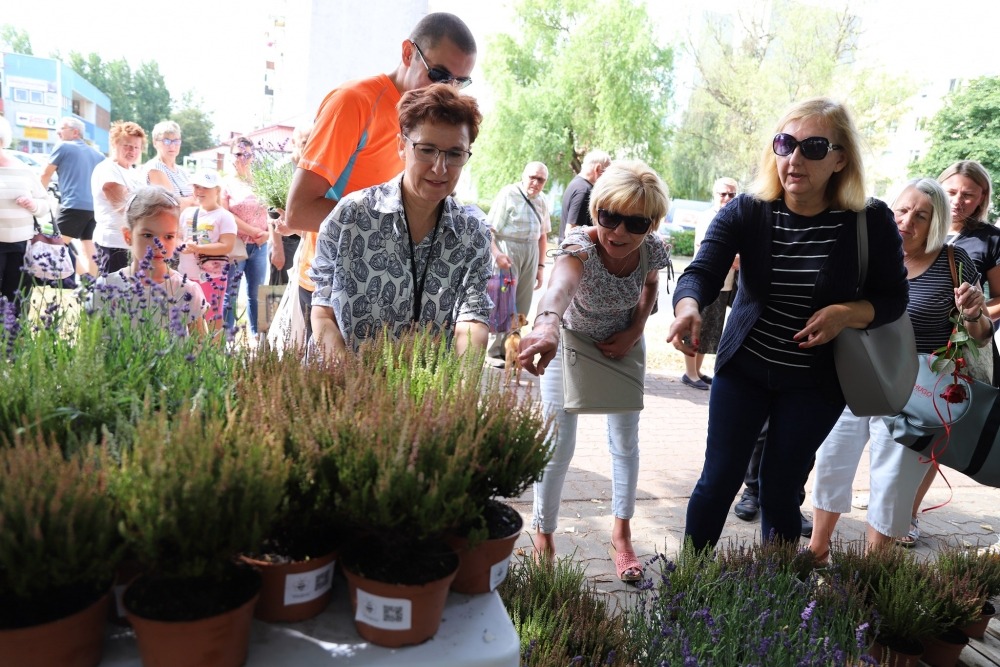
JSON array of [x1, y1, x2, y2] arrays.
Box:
[[673, 194, 908, 401]]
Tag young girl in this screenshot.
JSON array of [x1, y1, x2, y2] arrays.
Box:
[[89, 185, 207, 335], [179, 170, 237, 330]]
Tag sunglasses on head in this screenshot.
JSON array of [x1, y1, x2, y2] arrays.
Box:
[[410, 41, 472, 89], [597, 209, 653, 235], [772, 133, 842, 160]]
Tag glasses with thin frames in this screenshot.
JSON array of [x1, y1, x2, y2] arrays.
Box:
[[772, 133, 842, 160], [597, 209, 653, 235], [410, 41, 472, 89], [159, 138, 182, 146], [403, 135, 472, 167]]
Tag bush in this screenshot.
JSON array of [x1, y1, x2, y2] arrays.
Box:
[[670, 230, 695, 256]]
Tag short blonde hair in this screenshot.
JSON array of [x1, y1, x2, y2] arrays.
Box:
[[894, 178, 950, 254], [749, 97, 866, 211], [151, 120, 181, 142], [938, 160, 993, 225], [589, 160, 670, 232]]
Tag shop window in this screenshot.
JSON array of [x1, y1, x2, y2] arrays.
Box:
[[30, 90, 44, 104], [13, 88, 28, 102]]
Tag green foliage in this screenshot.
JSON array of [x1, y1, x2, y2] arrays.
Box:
[[248, 148, 293, 211], [668, 0, 912, 199], [172, 92, 217, 161], [498, 553, 629, 666], [112, 402, 288, 580], [0, 292, 236, 457], [0, 24, 33, 55], [476, 0, 673, 198], [626, 540, 875, 665], [869, 559, 945, 645], [912, 76, 1000, 219], [132, 61, 173, 144], [669, 230, 695, 257], [0, 437, 121, 600], [935, 543, 1000, 599]]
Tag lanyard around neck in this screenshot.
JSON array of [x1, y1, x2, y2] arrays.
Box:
[[405, 209, 443, 324]]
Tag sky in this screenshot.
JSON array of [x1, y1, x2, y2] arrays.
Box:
[[5, 0, 1000, 137]]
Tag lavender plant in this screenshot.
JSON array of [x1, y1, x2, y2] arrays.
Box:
[[625, 541, 877, 666]]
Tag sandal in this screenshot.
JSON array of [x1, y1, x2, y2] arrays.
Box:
[[896, 518, 919, 548], [608, 544, 643, 583]]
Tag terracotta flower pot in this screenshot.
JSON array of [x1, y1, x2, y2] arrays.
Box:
[[447, 502, 523, 594], [960, 600, 996, 640], [342, 548, 459, 648], [124, 568, 261, 667], [921, 627, 969, 667], [0, 591, 109, 667], [240, 550, 337, 622], [869, 638, 924, 667]]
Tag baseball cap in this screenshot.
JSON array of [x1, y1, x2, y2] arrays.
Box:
[[191, 169, 222, 189]]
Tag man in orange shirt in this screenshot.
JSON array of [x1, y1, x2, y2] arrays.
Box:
[[282, 13, 477, 337]]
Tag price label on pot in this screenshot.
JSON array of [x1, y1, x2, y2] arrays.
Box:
[[355, 589, 413, 630], [490, 556, 512, 591], [283, 561, 335, 606]]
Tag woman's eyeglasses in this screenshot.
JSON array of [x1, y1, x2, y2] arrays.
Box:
[[772, 133, 842, 160], [159, 138, 182, 146], [410, 41, 472, 89], [403, 136, 472, 166], [597, 209, 653, 235]]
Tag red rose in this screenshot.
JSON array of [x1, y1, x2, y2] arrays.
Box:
[[940, 383, 968, 404]]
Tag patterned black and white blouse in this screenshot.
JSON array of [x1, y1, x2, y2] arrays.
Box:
[[310, 175, 494, 351], [557, 228, 671, 341]]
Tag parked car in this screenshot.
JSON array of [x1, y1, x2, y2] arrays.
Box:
[[659, 199, 711, 242]]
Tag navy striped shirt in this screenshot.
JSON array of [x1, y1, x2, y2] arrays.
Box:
[[744, 205, 851, 368], [908, 245, 979, 354]]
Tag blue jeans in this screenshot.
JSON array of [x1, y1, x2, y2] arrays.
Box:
[[532, 337, 644, 534], [684, 348, 845, 550], [224, 242, 268, 334]]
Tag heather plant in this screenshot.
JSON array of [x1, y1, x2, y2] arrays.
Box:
[[935, 542, 1000, 601], [924, 567, 985, 631], [0, 434, 122, 628], [869, 559, 945, 647], [247, 140, 292, 211], [626, 540, 876, 666], [498, 553, 629, 667], [111, 400, 288, 581]]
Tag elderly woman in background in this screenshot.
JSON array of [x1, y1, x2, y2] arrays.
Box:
[[222, 136, 270, 337], [901, 159, 1000, 546], [668, 97, 909, 552], [145, 120, 195, 210], [807, 178, 992, 562], [0, 116, 50, 317], [91, 120, 147, 274], [518, 160, 671, 582], [309, 83, 492, 357]]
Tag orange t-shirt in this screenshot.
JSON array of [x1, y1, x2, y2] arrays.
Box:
[[297, 73, 405, 290]]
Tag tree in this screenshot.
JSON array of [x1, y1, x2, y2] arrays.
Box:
[[0, 24, 33, 54], [668, 0, 911, 199], [172, 92, 217, 161], [911, 76, 1000, 221], [68, 52, 136, 124], [475, 0, 674, 200], [132, 62, 172, 139]]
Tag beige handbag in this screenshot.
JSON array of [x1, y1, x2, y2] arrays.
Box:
[[560, 242, 649, 414]]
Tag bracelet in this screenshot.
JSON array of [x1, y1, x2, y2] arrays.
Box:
[[963, 307, 984, 323], [538, 263, 545, 268], [533, 310, 563, 328]]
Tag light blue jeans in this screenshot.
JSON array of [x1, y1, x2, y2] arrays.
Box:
[[223, 241, 268, 334], [532, 337, 644, 534]]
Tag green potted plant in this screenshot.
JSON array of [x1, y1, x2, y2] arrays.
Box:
[[867, 555, 941, 666], [0, 435, 122, 667], [330, 330, 485, 647], [447, 371, 552, 594], [247, 141, 293, 215], [235, 348, 345, 622], [934, 544, 1000, 639], [113, 401, 288, 667], [919, 566, 983, 667]]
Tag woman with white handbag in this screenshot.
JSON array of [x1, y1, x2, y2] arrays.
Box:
[[0, 116, 50, 318], [518, 160, 671, 582]]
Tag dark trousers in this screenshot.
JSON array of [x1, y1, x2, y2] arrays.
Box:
[[684, 348, 844, 550], [298, 285, 313, 341], [95, 244, 130, 276], [744, 420, 811, 506], [0, 241, 31, 318]]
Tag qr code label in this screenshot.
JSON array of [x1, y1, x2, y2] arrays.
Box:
[[283, 561, 335, 605], [355, 589, 413, 630]]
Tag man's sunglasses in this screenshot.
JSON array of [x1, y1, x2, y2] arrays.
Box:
[[410, 41, 472, 89], [772, 133, 842, 160], [597, 209, 653, 235]]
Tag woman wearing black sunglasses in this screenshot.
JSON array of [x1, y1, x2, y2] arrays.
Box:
[[518, 160, 671, 582], [668, 97, 908, 552]]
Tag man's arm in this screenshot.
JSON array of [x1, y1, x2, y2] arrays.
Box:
[[311, 305, 347, 363], [41, 164, 57, 189], [285, 168, 336, 234]]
